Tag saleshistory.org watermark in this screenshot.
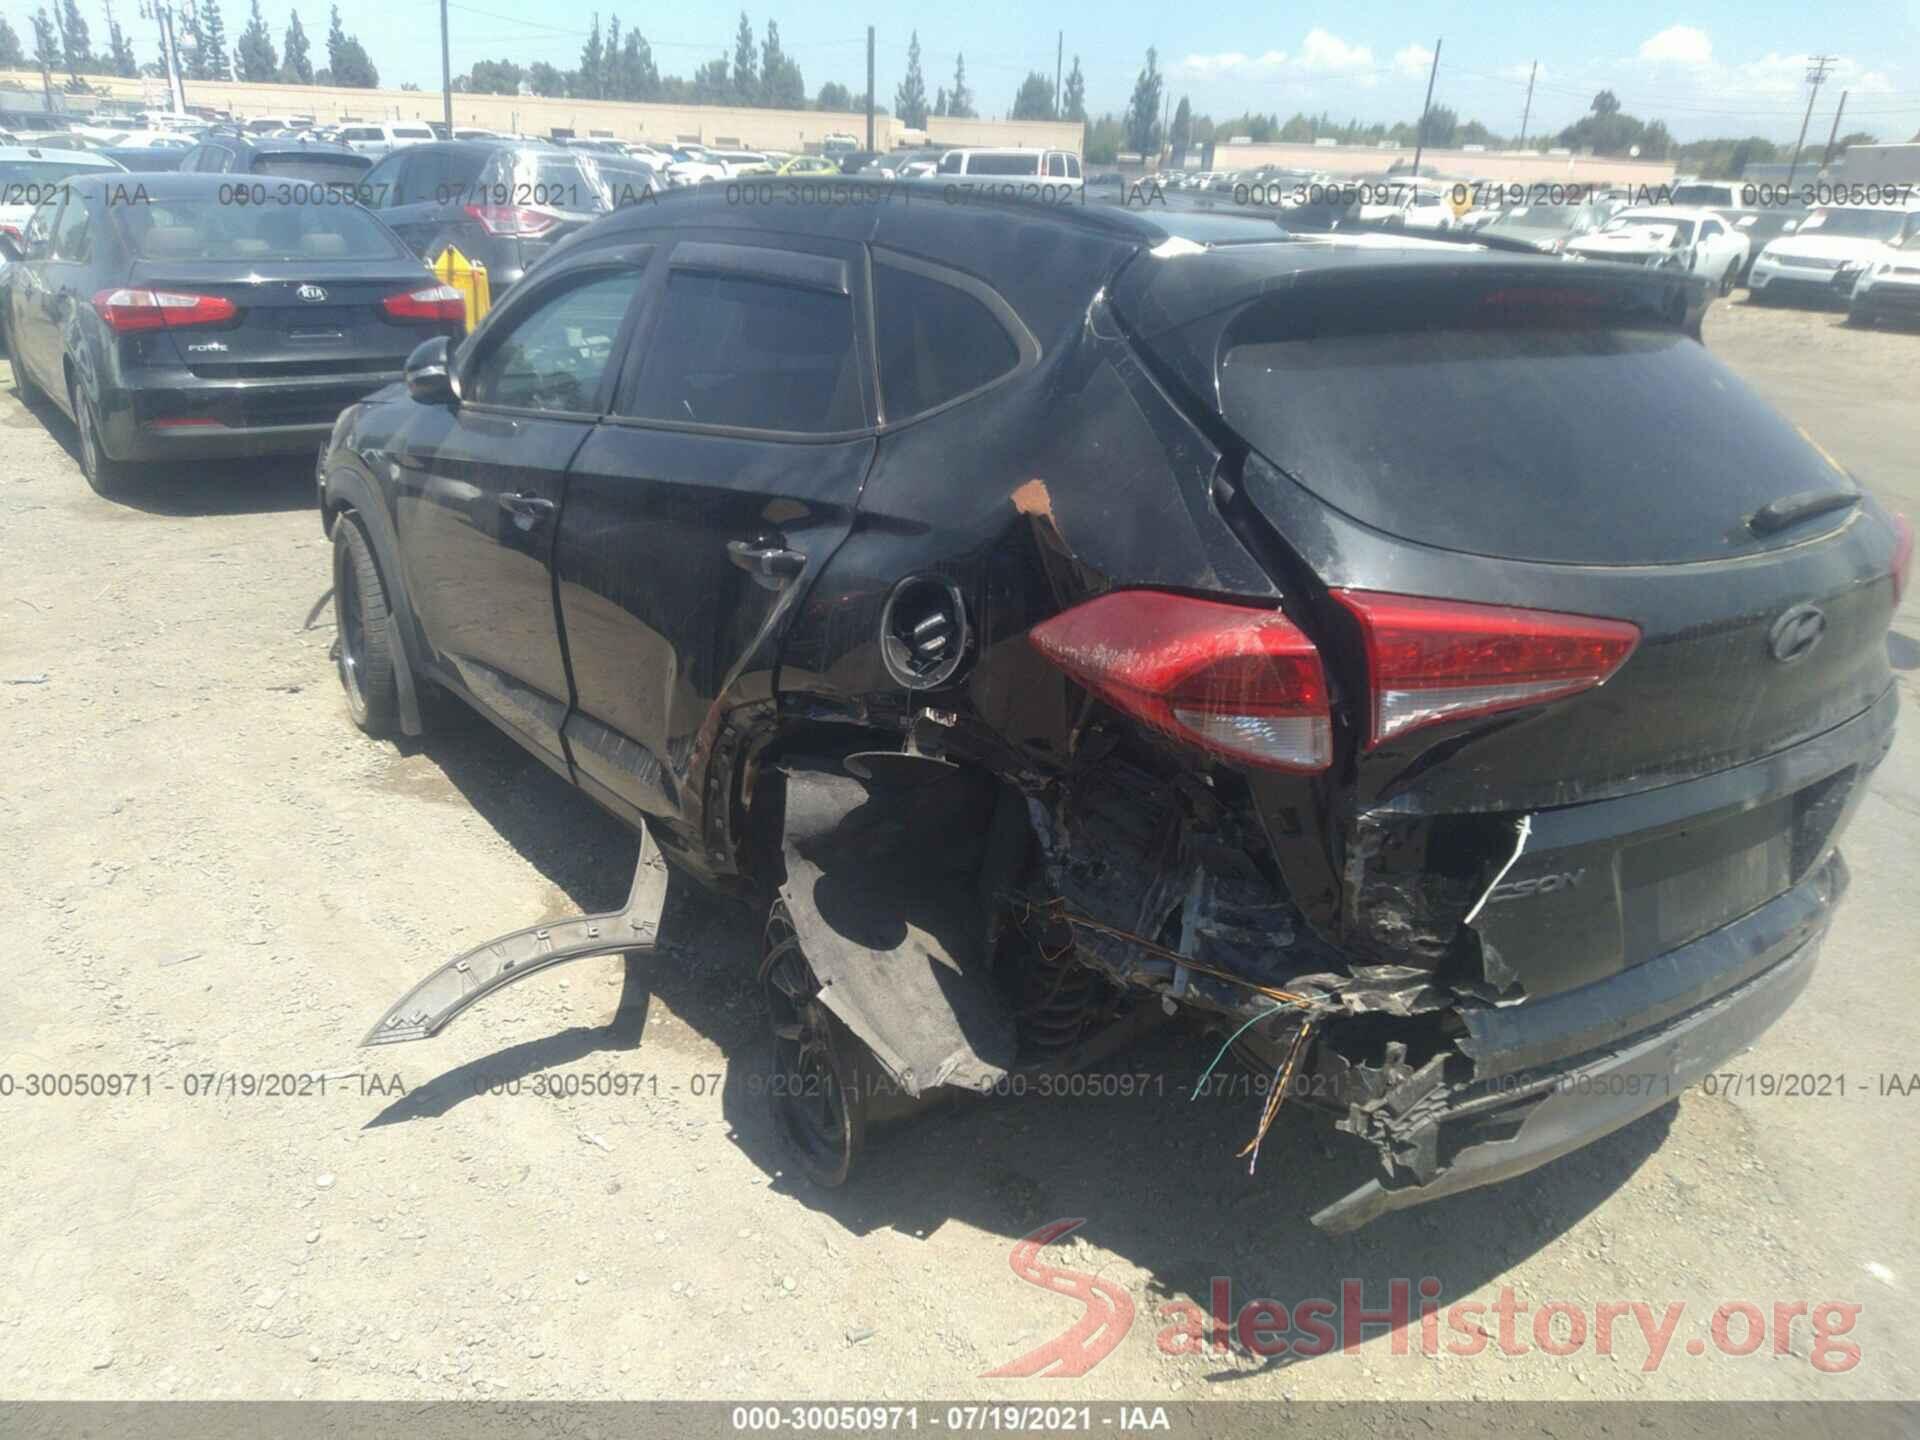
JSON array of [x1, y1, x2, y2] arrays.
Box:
[[984, 1220, 1863, 1379]]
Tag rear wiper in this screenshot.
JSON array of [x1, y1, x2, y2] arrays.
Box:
[[1748, 487, 1860, 535]]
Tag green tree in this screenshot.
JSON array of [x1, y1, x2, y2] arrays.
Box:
[[759, 19, 802, 107], [1591, 89, 1620, 118], [1124, 47, 1161, 156], [464, 58, 521, 94], [1083, 113, 1123, 164], [893, 29, 928, 127], [280, 9, 312, 83], [692, 54, 730, 103], [1168, 95, 1190, 152], [235, 0, 276, 80], [621, 29, 659, 100], [56, 0, 91, 75], [577, 13, 603, 98], [527, 60, 566, 96], [31, 6, 59, 71], [1417, 102, 1456, 148], [1061, 56, 1084, 123], [324, 4, 375, 86], [0, 16, 23, 65], [947, 52, 972, 119], [197, 0, 230, 79], [730, 11, 755, 102], [815, 80, 852, 110], [1011, 70, 1053, 120]]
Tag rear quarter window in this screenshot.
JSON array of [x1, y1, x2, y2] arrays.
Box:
[[872, 258, 1021, 420]]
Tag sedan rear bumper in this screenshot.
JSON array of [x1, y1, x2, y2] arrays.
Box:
[[99, 371, 402, 462]]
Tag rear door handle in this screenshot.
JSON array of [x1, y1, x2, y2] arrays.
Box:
[[726, 538, 806, 586], [499, 492, 556, 532]]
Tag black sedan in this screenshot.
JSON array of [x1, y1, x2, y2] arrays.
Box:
[[0, 172, 466, 495]]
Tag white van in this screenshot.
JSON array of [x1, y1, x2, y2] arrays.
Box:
[[336, 121, 435, 159], [935, 148, 1082, 188]]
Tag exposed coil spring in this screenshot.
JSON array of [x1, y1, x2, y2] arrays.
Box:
[[1017, 932, 1101, 1061]]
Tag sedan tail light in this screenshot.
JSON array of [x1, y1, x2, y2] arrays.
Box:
[[381, 283, 467, 324], [1029, 591, 1332, 772], [463, 203, 559, 238], [1332, 590, 1640, 748], [92, 288, 237, 333], [1892, 515, 1914, 607]]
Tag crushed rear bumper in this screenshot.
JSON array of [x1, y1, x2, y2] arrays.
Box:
[[1311, 852, 1842, 1232]]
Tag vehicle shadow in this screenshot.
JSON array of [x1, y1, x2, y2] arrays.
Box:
[[369, 715, 1677, 1366], [10, 381, 318, 517]]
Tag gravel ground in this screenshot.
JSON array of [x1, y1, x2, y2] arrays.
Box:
[[2, 293, 1918, 1403]]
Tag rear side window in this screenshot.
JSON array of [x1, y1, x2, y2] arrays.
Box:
[[468, 270, 642, 412], [967, 153, 1039, 176], [627, 271, 861, 434], [249, 152, 371, 182], [113, 197, 403, 261], [872, 259, 1019, 420], [51, 196, 92, 261], [396, 148, 484, 206]]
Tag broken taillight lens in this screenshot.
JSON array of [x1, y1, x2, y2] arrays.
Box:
[[91, 288, 237, 333], [1892, 515, 1914, 607], [1028, 591, 1332, 771], [1331, 590, 1640, 748]]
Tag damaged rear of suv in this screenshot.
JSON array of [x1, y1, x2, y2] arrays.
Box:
[[341, 184, 1911, 1229]]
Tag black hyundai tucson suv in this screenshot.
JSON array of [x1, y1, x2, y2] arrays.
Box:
[[319, 180, 1910, 1230]]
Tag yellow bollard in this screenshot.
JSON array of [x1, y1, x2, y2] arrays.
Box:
[[431, 246, 493, 333]]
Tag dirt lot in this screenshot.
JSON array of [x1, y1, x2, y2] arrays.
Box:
[[2, 295, 1918, 1403]]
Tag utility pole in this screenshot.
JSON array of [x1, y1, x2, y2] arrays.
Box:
[[1784, 55, 1836, 191], [1410, 36, 1441, 177], [865, 25, 875, 151], [1517, 60, 1536, 149], [1054, 31, 1062, 119], [140, 1, 187, 115], [1820, 89, 1849, 170], [439, 0, 453, 131]]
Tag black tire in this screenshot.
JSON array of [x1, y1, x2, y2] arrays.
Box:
[[1845, 304, 1871, 328], [1719, 261, 1738, 297], [331, 512, 400, 736], [760, 899, 868, 1187], [73, 385, 133, 497]]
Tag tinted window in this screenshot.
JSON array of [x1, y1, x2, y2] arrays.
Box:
[[468, 271, 641, 412], [937, 152, 963, 174], [967, 153, 1040, 176], [1046, 153, 1066, 177], [1217, 293, 1860, 565], [398, 147, 485, 205], [361, 152, 404, 205], [628, 270, 860, 433], [114, 197, 403, 260], [1066, 155, 1081, 178], [873, 260, 1018, 420], [50, 194, 91, 261], [249, 151, 370, 182]]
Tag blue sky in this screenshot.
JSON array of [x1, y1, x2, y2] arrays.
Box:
[[112, 0, 1920, 142]]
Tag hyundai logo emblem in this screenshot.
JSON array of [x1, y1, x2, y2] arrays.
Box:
[[297, 284, 328, 303], [1768, 603, 1827, 664]]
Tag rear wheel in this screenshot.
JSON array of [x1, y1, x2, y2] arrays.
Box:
[[73, 386, 133, 497], [1845, 303, 1872, 328], [760, 900, 867, 1187], [332, 512, 400, 736], [1719, 261, 1738, 297]]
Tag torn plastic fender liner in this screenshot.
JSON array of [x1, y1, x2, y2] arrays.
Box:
[[361, 826, 671, 1046], [776, 766, 1016, 1097]]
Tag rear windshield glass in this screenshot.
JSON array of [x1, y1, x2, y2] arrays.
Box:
[[511, 156, 611, 213], [114, 197, 403, 260], [1217, 297, 1852, 565], [1667, 184, 1737, 208], [248, 152, 371, 181]]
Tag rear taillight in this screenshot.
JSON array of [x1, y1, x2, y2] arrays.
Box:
[[1892, 515, 1914, 607], [91, 288, 237, 333], [1332, 590, 1640, 748], [381, 283, 467, 324], [1028, 591, 1332, 772], [463, 203, 559, 238]]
